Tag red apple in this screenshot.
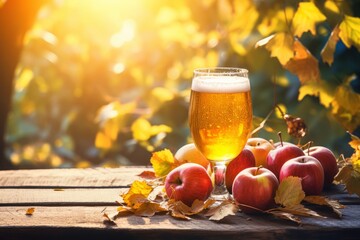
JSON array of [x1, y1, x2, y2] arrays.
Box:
[[305, 146, 338, 187], [232, 167, 279, 212], [165, 163, 213, 206], [279, 156, 324, 195], [225, 148, 256, 193], [266, 143, 305, 179], [245, 137, 275, 167]]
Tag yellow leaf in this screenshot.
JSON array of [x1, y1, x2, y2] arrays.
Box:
[[257, 7, 294, 37], [256, 33, 294, 65], [131, 118, 172, 142], [15, 68, 34, 91], [150, 149, 178, 177], [348, 131, 360, 151], [334, 82, 360, 115], [275, 176, 305, 207], [339, 15, 360, 51], [298, 82, 335, 108], [292, 2, 326, 37], [122, 180, 153, 207], [285, 39, 320, 84], [321, 25, 340, 66], [132, 118, 152, 141], [95, 131, 112, 149]]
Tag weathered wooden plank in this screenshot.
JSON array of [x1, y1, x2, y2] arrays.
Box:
[[0, 167, 150, 188], [0, 187, 358, 207], [0, 206, 359, 240], [0, 188, 126, 206]]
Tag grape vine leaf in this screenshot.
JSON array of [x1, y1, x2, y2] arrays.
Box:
[[339, 15, 360, 51], [150, 149, 179, 177], [321, 25, 340, 66], [335, 132, 360, 197], [275, 176, 305, 207], [255, 32, 294, 65], [292, 2, 326, 37], [284, 39, 320, 84], [298, 81, 335, 108]]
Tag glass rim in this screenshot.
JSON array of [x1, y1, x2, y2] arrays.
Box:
[[194, 67, 248, 76]]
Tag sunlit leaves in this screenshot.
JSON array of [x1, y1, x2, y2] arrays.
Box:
[[150, 149, 178, 177], [292, 2, 326, 37], [256, 33, 294, 65], [339, 15, 360, 51], [298, 82, 335, 108], [321, 25, 340, 66], [284, 40, 320, 84], [95, 101, 136, 149], [335, 132, 360, 197], [131, 118, 172, 142]]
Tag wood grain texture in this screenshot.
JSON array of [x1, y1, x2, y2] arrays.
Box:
[[0, 167, 150, 188], [0, 206, 359, 240], [0, 188, 126, 206]]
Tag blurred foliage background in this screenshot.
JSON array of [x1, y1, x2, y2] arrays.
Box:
[[3, 0, 360, 169]]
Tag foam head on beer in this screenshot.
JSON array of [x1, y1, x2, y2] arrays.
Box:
[[191, 76, 250, 93]]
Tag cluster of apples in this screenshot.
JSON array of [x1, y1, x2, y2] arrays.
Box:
[[163, 138, 338, 212]]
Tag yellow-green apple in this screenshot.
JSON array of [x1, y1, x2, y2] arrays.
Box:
[[246, 137, 274, 167], [266, 143, 305, 179], [279, 156, 324, 195], [175, 143, 210, 170], [225, 149, 255, 193], [305, 146, 338, 188], [165, 163, 213, 206], [232, 167, 279, 213]]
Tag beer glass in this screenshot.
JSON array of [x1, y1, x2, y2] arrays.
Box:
[[189, 67, 252, 199]]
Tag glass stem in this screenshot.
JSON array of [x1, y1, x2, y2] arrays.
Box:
[[212, 161, 229, 199]]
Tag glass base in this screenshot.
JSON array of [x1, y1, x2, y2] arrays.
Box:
[[210, 160, 230, 202]]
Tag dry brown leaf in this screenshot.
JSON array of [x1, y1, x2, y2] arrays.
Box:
[[321, 25, 340, 65], [137, 170, 157, 180], [205, 200, 239, 221], [279, 204, 324, 218], [25, 207, 35, 216], [304, 195, 345, 218], [103, 213, 117, 225], [134, 202, 168, 217], [285, 39, 320, 84], [267, 210, 301, 224]]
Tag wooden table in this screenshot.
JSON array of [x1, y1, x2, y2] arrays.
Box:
[[0, 167, 360, 240]]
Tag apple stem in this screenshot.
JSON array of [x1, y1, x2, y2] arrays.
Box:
[[255, 166, 262, 176], [307, 141, 313, 155], [277, 132, 283, 147]]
